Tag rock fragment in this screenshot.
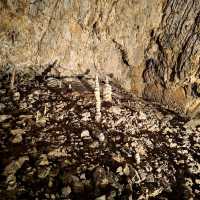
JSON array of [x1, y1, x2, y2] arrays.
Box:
[[0, 115, 12, 122], [81, 130, 90, 138]]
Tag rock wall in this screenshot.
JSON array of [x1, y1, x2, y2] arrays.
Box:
[[143, 0, 200, 117], [0, 0, 199, 117]]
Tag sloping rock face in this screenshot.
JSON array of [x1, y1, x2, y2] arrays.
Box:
[[143, 0, 200, 117], [0, 0, 199, 117]]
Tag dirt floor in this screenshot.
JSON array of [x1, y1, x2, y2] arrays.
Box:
[[0, 66, 199, 200]]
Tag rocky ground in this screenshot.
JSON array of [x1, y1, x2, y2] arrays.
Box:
[[0, 67, 199, 200]]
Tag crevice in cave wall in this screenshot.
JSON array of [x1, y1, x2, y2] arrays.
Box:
[[112, 39, 131, 68]]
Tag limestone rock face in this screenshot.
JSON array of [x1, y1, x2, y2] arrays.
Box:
[[143, 0, 200, 117], [0, 0, 163, 90], [0, 0, 199, 117]]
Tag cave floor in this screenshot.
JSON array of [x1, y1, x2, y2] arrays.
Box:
[[0, 72, 199, 200]]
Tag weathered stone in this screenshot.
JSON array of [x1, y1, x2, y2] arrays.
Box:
[[95, 195, 106, 200], [10, 129, 25, 136], [81, 112, 91, 121], [138, 111, 147, 120], [37, 166, 51, 179], [0, 115, 12, 122], [143, 83, 163, 104], [6, 174, 17, 190], [93, 167, 109, 189], [89, 141, 99, 149], [184, 119, 200, 129], [98, 133, 105, 142], [123, 164, 130, 176], [0, 103, 6, 111], [163, 87, 186, 112], [3, 156, 29, 176], [72, 181, 84, 193], [62, 186, 71, 197], [11, 134, 23, 143], [38, 154, 49, 166], [81, 130, 90, 138], [13, 92, 20, 101], [116, 166, 123, 176], [112, 153, 125, 163], [0, 89, 6, 95], [108, 106, 121, 115], [48, 148, 67, 158]]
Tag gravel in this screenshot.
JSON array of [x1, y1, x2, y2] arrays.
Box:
[[0, 70, 199, 200]]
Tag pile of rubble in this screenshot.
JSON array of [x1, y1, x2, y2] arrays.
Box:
[[0, 67, 199, 200]]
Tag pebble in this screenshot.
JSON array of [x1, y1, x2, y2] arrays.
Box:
[[80, 173, 86, 180], [109, 106, 121, 115], [0, 89, 6, 95], [116, 166, 123, 175], [50, 194, 56, 199], [37, 166, 51, 179], [123, 164, 130, 176], [46, 78, 61, 88], [169, 143, 177, 148], [195, 179, 200, 184], [10, 129, 25, 135], [1, 122, 11, 128], [135, 153, 141, 164], [89, 141, 99, 148], [146, 174, 155, 183], [81, 130, 90, 138], [95, 195, 106, 200], [138, 169, 147, 181], [13, 92, 20, 101], [6, 174, 17, 190], [12, 134, 23, 143], [3, 156, 29, 176], [33, 90, 41, 96], [138, 111, 147, 120], [81, 112, 91, 121], [62, 186, 71, 197], [188, 162, 200, 174], [48, 148, 67, 158], [48, 178, 53, 188], [98, 133, 105, 142], [0, 115, 12, 122], [38, 154, 49, 166], [112, 154, 125, 163], [0, 103, 6, 111], [72, 181, 84, 193]]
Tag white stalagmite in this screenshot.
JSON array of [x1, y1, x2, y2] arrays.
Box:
[[10, 66, 16, 90], [103, 76, 112, 102], [94, 75, 101, 122], [44, 103, 48, 115]]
